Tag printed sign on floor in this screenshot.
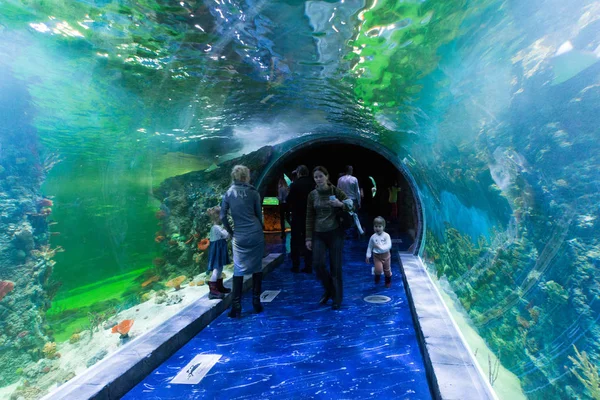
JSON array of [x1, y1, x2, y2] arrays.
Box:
[[260, 290, 281, 302], [170, 354, 222, 385]]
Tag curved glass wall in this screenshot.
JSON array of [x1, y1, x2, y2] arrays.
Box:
[[0, 0, 598, 399]]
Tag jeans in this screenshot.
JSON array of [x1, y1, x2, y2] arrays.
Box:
[[312, 228, 345, 306]]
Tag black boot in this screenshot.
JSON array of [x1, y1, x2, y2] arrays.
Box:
[[385, 275, 391, 288], [208, 281, 224, 300], [374, 274, 381, 284], [319, 291, 332, 305], [216, 277, 231, 294], [228, 276, 243, 318], [300, 263, 312, 274], [252, 272, 263, 313]]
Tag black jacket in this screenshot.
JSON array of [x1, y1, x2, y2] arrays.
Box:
[[286, 176, 315, 227]]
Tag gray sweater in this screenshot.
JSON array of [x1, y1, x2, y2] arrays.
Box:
[[306, 185, 352, 238], [220, 181, 263, 238]]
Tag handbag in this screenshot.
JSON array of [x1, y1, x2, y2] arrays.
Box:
[[331, 187, 353, 230]]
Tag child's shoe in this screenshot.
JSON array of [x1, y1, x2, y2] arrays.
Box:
[[384, 275, 391, 288], [208, 281, 224, 299], [374, 274, 381, 284]]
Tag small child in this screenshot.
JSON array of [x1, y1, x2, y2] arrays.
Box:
[[206, 206, 231, 299], [365, 216, 392, 288]]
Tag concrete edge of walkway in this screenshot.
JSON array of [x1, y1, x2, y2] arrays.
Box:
[[398, 253, 499, 400], [41, 253, 285, 400]]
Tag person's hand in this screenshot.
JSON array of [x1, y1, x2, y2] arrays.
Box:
[[365, 257, 370, 264], [329, 198, 344, 208], [306, 240, 312, 251]]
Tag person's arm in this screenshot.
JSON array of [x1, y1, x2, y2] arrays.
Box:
[[254, 191, 264, 230], [354, 178, 361, 208], [366, 236, 374, 262], [220, 194, 233, 236], [305, 192, 315, 250], [335, 187, 352, 211], [218, 225, 230, 240]]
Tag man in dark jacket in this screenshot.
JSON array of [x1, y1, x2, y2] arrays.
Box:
[[286, 165, 315, 273]]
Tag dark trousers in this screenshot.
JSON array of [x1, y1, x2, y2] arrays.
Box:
[[291, 222, 312, 270], [279, 203, 287, 234], [312, 228, 344, 306]]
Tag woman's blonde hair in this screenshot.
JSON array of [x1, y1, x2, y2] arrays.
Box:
[[231, 165, 250, 183]]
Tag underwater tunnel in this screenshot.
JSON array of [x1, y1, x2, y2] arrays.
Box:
[[1, 0, 599, 399], [256, 136, 425, 253]]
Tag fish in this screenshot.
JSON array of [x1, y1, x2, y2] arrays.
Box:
[[187, 362, 201, 378]]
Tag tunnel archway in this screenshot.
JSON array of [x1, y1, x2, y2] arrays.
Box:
[[256, 137, 425, 254]]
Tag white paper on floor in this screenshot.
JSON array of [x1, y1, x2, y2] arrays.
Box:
[[260, 290, 281, 302], [170, 354, 222, 385]]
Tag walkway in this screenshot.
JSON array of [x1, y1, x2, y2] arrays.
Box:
[[124, 237, 432, 399]]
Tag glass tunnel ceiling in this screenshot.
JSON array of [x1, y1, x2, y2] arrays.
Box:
[[1, 0, 600, 399]]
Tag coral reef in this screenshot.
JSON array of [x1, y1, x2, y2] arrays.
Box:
[[0, 73, 57, 388], [569, 346, 600, 400], [0, 281, 14, 301], [42, 343, 57, 359]]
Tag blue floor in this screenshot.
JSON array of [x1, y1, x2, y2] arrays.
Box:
[[124, 236, 431, 400]]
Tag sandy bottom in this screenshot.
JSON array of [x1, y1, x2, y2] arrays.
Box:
[[432, 274, 527, 400], [5, 266, 233, 399]]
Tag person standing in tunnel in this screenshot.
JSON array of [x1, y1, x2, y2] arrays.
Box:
[[337, 165, 362, 238], [306, 166, 353, 310], [286, 165, 314, 273], [337, 165, 361, 211], [220, 165, 265, 318], [277, 177, 289, 239], [388, 181, 401, 223]]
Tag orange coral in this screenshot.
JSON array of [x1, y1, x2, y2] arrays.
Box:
[[0, 281, 14, 301], [141, 276, 160, 288], [197, 238, 210, 251], [155, 235, 165, 243], [166, 275, 186, 290], [111, 319, 134, 338], [155, 210, 167, 219]]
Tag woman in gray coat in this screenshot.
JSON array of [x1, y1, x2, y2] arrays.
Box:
[[220, 165, 265, 318]]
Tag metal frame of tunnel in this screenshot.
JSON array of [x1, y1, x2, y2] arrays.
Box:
[[255, 136, 425, 255]]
